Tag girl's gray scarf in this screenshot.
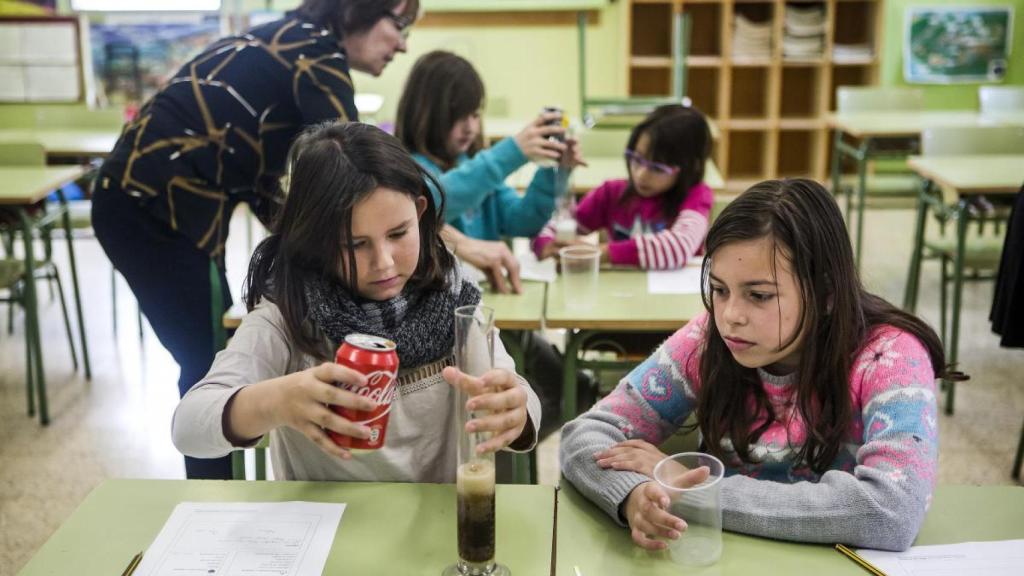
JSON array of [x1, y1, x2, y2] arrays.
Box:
[[303, 267, 481, 368]]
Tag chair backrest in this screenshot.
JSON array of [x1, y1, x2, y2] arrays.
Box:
[[979, 86, 1024, 114], [921, 125, 1024, 156], [0, 142, 46, 166], [836, 87, 925, 112], [33, 104, 123, 129], [577, 128, 631, 158]]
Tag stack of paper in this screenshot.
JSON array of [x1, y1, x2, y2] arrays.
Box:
[[832, 43, 874, 63], [732, 14, 772, 58], [783, 5, 825, 58]]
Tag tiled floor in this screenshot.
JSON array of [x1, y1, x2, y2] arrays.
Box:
[[2, 206, 1022, 574]]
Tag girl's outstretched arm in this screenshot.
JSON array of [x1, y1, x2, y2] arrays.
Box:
[[717, 328, 939, 552], [560, 318, 705, 522]]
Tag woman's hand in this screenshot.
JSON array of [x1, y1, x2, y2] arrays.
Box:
[[443, 367, 528, 453], [231, 362, 377, 460], [455, 236, 522, 294], [595, 439, 669, 477], [514, 112, 567, 164], [622, 466, 712, 550]]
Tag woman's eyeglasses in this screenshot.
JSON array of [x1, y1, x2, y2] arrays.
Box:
[[624, 149, 680, 176], [384, 12, 413, 40]]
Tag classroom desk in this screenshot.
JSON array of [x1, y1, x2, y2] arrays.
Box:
[[826, 110, 1024, 268], [546, 270, 704, 422], [0, 166, 92, 425], [902, 154, 1024, 413], [0, 128, 119, 160], [16, 479, 556, 576], [221, 281, 546, 384], [506, 157, 725, 194], [555, 482, 1024, 575]]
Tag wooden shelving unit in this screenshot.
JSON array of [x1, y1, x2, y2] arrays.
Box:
[[626, 0, 883, 191]]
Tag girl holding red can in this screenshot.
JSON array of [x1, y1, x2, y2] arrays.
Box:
[[171, 122, 541, 482]]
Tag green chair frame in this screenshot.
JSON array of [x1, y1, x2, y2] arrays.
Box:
[[831, 87, 925, 268], [903, 125, 1024, 414]]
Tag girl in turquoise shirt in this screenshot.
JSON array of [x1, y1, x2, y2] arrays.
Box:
[[396, 50, 584, 243]]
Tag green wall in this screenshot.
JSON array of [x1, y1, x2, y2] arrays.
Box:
[[353, 6, 627, 122], [880, 0, 1024, 109]]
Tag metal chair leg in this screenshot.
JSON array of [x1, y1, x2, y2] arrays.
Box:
[[946, 201, 970, 416], [50, 266, 79, 371], [111, 267, 118, 336], [1013, 417, 1024, 480]]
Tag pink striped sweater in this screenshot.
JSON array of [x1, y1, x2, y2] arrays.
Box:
[[531, 179, 713, 269], [561, 312, 940, 551]]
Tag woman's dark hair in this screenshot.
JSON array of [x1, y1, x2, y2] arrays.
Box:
[[396, 50, 486, 170], [622, 104, 711, 221], [294, 0, 419, 38], [695, 178, 950, 474], [244, 121, 453, 359]]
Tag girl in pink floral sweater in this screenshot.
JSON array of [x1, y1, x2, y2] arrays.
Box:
[[561, 179, 952, 552], [532, 105, 713, 269]]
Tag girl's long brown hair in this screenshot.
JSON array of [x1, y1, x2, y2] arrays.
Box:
[[696, 179, 951, 473], [244, 121, 453, 359], [395, 50, 485, 170]]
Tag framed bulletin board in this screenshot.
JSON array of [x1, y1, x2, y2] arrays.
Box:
[[0, 16, 82, 102], [904, 6, 1014, 83]]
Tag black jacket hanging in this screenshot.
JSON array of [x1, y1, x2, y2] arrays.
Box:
[[990, 185, 1024, 348]]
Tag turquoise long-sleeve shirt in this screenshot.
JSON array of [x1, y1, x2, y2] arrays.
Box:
[[413, 137, 565, 241]]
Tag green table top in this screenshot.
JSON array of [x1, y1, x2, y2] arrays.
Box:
[[17, 479, 556, 576], [907, 155, 1024, 195], [545, 270, 704, 331], [827, 111, 1024, 138], [507, 157, 725, 193], [482, 280, 547, 330], [0, 166, 89, 205], [555, 482, 1024, 576], [0, 128, 119, 158]]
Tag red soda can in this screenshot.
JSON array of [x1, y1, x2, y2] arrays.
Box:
[[329, 334, 400, 451]]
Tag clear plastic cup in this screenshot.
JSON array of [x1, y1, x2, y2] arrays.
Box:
[[559, 245, 600, 311], [653, 452, 725, 567]]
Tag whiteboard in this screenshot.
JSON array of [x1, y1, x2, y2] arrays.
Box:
[[0, 18, 81, 102], [20, 24, 77, 65], [0, 65, 27, 101], [26, 66, 81, 101]]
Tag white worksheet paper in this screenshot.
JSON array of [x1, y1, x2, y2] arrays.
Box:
[[647, 258, 704, 294], [857, 539, 1024, 576], [134, 501, 346, 576]]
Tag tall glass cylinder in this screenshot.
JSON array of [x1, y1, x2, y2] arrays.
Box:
[[444, 305, 509, 576]]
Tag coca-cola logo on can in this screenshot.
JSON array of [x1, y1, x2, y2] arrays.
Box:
[[337, 370, 397, 424]]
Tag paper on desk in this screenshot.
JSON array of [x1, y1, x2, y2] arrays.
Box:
[[517, 251, 557, 283], [133, 501, 345, 576], [647, 258, 705, 294], [857, 539, 1024, 576]]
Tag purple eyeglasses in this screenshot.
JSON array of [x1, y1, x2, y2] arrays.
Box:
[[624, 149, 680, 176]]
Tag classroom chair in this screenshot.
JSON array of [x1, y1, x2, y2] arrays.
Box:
[[1015, 416, 1024, 480], [906, 125, 1024, 414], [833, 86, 923, 214], [979, 86, 1024, 115], [0, 258, 36, 416], [0, 143, 79, 374]]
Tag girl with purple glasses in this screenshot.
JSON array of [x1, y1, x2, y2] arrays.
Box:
[[532, 104, 713, 270]]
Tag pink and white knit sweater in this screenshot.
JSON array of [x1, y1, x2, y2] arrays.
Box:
[[561, 312, 939, 551]]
